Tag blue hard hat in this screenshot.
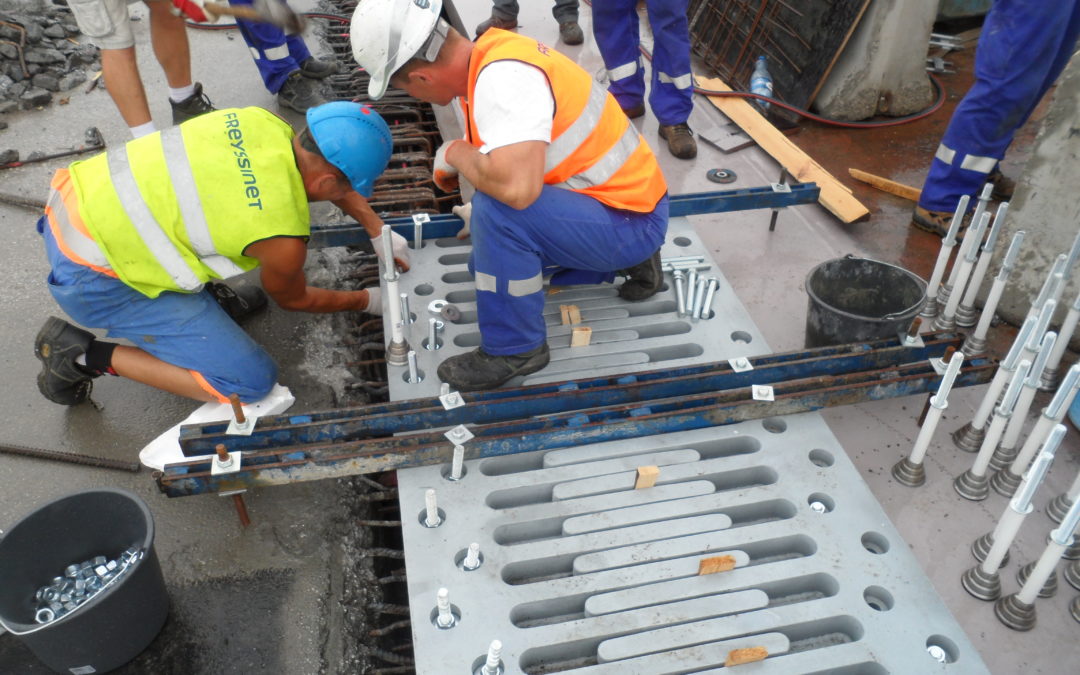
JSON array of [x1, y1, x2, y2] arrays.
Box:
[[306, 101, 393, 198]]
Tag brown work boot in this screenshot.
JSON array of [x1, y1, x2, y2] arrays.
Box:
[[437, 343, 550, 391], [658, 123, 697, 159], [475, 14, 517, 38], [988, 169, 1015, 201], [911, 206, 964, 239], [622, 102, 646, 119], [559, 21, 584, 45]]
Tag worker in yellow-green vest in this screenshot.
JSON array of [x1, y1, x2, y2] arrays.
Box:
[[34, 102, 412, 406]]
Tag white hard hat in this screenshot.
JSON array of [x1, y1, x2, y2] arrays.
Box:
[[351, 0, 445, 101]]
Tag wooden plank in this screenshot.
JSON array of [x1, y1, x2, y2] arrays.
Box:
[[697, 75, 870, 224], [634, 465, 659, 489], [848, 168, 921, 202], [697, 554, 737, 575]]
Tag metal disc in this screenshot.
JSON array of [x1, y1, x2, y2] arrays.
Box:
[[706, 168, 737, 184], [428, 299, 448, 314], [440, 304, 462, 322]]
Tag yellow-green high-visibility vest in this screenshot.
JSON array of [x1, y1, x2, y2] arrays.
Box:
[[61, 107, 309, 298]]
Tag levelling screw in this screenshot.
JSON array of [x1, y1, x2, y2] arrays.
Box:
[[463, 542, 482, 571], [424, 488, 442, 528], [435, 587, 456, 628], [479, 639, 503, 675], [449, 444, 465, 481], [214, 443, 234, 469]]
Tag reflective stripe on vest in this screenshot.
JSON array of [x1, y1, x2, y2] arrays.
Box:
[[464, 30, 666, 213], [160, 127, 246, 279], [107, 145, 204, 291], [45, 171, 113, 274]]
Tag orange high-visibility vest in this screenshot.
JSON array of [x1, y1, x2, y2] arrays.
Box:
[[464, 29, 667, 213]]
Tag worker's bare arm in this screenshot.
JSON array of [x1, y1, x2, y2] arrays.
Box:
[[448, 140, 547, 210], [245, 237, 369, 312], [331, 191, 385, 239]]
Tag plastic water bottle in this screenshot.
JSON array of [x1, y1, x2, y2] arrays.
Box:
[[750, 55, 773, 111]]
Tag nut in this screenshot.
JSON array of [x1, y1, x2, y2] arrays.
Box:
[[92, 556, 106, 566], [34, 607, 54, 624], [64, 564, 80, 578]]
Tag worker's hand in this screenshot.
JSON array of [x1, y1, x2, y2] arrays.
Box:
[[433, 140, 462, 193], [170, 0, 211, 22], [361, 287, 382, 315], [372, 229, 411, 272], [452, 202, 472, 240]]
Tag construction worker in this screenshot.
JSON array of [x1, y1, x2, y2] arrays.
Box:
[[912, 0, 1080, 236], [592, 0, 697, 159], [475, 0, 583, 46], [34, 102, 411, 406], [350, 0, 669, 391], [66, 0, 216, 137]]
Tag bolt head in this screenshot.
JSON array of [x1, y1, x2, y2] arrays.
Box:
[[927, 645, 947, 663]]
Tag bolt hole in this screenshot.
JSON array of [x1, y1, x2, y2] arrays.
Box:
[[417, 507, 446, 528], [862, 531, 890, 554], [411, 239, 426, 250], [471, 654, 505, 675], [925, 635, 959, 664], [415, 284, 434, 296], [672, 236, 692, 247], [403, 368, 426, 384], [808, 492, 835, 513], [429, 603, 461, 629], [809, 449, 834, 467], [863, 586, 895, 612], [423, 338, 443, 351], [762, 417, 787, 433], [454, 546, 485, 571], [731, 331, 753, 344], [441, 463, 468, 481]]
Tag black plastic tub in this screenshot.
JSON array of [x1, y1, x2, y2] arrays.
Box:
[[805, 255, 927, 348], [0, 488, 168, 673]]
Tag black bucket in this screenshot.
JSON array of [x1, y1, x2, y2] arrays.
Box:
[[805, 255, 927, 348], [0, 488, 168, 673]]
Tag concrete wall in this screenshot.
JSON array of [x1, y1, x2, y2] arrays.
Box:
[[813, 0, 937, 120], [995, 55, 1080, 335]]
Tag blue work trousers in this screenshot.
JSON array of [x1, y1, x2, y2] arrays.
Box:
[[469, 186, 668, 355], [490, 0, 578, 23], [38, 217, 277, 402], [919, 0, 1080, 212], [592, 0, 693, 125], [229, 0, 310, 94]]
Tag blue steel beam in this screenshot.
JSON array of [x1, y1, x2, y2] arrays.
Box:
[[307, 184, 820, 249], [157, 360, 994, 497], [178, 333, 963, 456]]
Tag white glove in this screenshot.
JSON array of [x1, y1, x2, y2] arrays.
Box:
[[371, 229, 411, 272], [433, 140, 461, 193], [362, 286, 382, 316], [452, 202, 472, 240]]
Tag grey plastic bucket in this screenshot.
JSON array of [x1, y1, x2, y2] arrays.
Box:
[[805, 255, 927, 348], [0, 488, 168, 673]]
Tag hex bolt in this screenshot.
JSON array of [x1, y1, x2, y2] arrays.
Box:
[[400, 293, 414, 325], [672, 269, 687, 316], [380, 224, 398, 280], [449, 444, 465, 481], [692, 276, 709, 320], [463, 542, 482, 571], [921, 194, 969, 320], [214, 443, 233, 470], [426, 318, 442, 350], [406, 350, 422, 384], [479, 639, 503, 675], [435, 587, 456, 628], [413, 215, 424, 250], [228, 394, 252, 433], [424, 488, 442, 528], [903, 317, 922, 344], [686, 269, 698, 314], [701, 277, 719, 320]]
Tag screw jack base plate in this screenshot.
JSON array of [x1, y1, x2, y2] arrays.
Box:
[[994, 593, 1036, 631], [952, 423, 984, 453], [971, 532, 1010, 567], [961, 564, 1001, 601], [891, 458, 926, 487], [1017, 561, 1058, 598], [989, 467, 1022, 498], [954, 469, 990, 501]]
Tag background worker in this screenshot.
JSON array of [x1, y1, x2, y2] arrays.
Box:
[[912, 0, 1080, 235], [474, 0, 583, 46], [34, 102, 410, 406], [350, 0, 669, 392], [592, 0, 697, 159], [66, 0, 217, 138]]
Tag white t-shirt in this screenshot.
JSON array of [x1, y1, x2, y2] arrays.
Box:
[[471, 60, 555, 154]]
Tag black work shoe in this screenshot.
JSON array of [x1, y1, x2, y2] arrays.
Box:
[[277, 71, 326, 113], [617, 249, 663, 301], [299, 56, 337, 79], [34, 317, 96, 405], [988, 169, 1015, 201], [437, 343, 550, 391], [559, 21, 584, 45], [911, 206, 966, 239], [622, 102, 646, 119], [206, 282, 268, 323], [170, 82, 215, 125], [658, 123, 697, 159], [475, 14, 517, 38]]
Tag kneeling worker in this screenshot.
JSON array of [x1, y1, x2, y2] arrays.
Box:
[[351, 0, 669, 391], [34, 102, 410, 405]]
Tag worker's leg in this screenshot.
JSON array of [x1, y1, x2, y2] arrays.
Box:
[[145, 0, 192, 88], [591, 0, 646, 113], [551, 0, 578, 23], [467, 186, 667, 355], [643, 0, 693, 126], [490, 0, 520, 22], [919, 0, 1080, 213], [229, 0, 306, 93]]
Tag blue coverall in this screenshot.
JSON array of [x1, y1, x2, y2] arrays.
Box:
[[591, 0, 694, 126], [229, 0, 311, 94], [919, 0, 1080, 213]]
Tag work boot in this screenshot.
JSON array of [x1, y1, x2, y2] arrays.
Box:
[[911, 206, 961, 239], [277, 71, 326, 113], [206, 281, 268, 323], [437, 343, 550, 391], [617, 249, 663, 301], [658, 123, 697, 159], [34, 317, 96, 405], [299, 56, 337, 79], [475, 13, 517, 38], [988, 168, 1015, 201], [622, 102, 646, 119], [559, 21, 584, 45], [170, 82, 215, 125]]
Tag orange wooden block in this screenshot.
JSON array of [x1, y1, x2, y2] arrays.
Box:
[[634, 465, 659, 489], [724, 646, 769, 666], [560, 304, 582, 325], [570, 325, 591, 347], [697, 554, 737, 575]]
